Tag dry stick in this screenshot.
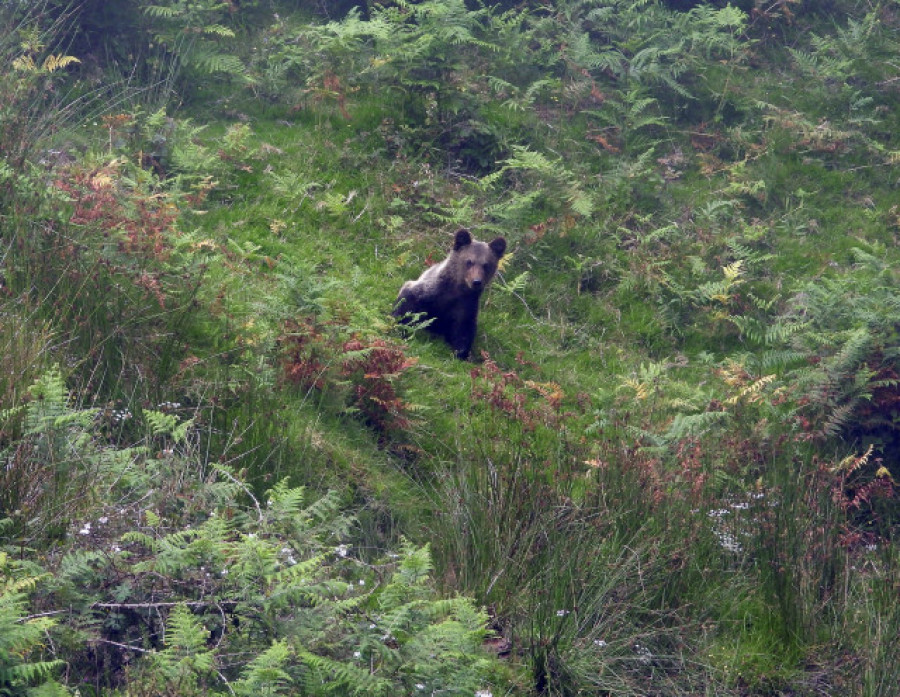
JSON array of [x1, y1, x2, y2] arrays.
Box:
[[93, 600, 240, 609]]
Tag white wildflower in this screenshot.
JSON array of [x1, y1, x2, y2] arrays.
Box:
[[634, 644, 653, 664]]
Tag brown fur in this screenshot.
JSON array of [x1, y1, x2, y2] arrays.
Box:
[[393, 229, 506, 359]]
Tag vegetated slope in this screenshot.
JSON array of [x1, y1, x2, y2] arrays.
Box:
[[1, 1, 899, 695]]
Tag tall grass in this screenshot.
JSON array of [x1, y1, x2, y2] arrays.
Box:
[[1, 1, 898, 694]]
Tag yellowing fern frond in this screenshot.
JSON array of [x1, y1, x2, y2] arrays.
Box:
[[725, 373, 775, 404], [832, 443, 874, 474], [43, 54, 80, 72], [14, 53, 80, 73], [12, 55, 36, 72], [722, 259, 744, 282], [623, 377, 651, 401]]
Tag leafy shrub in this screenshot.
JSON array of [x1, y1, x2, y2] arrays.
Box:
[[0, 370, 499, 695], [774, 248, 900, 462], [0, 552, 64, 696], [143, 0, 248, 84]]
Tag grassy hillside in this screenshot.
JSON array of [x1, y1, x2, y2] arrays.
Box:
[[2, 1, 899, 695]]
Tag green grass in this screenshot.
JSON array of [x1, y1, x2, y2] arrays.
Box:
[[2, 1, 899, 694], [168, 67, 900, 688]]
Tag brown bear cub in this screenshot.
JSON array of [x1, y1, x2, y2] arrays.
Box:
[[393, 228, 507, 359]]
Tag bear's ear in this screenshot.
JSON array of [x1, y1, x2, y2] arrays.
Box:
[[489, 237, 507, 258], [453, 228, 473, 251]]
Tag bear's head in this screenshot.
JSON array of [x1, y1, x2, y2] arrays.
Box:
[[452, 228, 506, 292]]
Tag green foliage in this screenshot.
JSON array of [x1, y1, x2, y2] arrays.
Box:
[[0, 553, 64, 696], [144, 0, 247, 82], [790, 6, 899, 116], [113, 497, 496, 695], [767, 247, 900, 445], [150, 604, 216, 694], [0, 368, 497, 695], [3, 0, 900, 695], [232, 640, 293, 697], [481, 145, 596, 222], [1, 369, 99, 541], [0, 2, 78, 171]]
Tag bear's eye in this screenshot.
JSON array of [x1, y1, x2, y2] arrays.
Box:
[[466, 260, 475, 268]]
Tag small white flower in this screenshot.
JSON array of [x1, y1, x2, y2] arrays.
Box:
[[353, 651, 361, 659], [98, 516, 109, 525], [594, 640, 607, 648], [634, 644, 653, 664], [359, 579, 366, 586], [475, 691, 493, 697], [335, 544, 350, 558], [415, 684, 425, 691], [555, 609, 570, 617], [79, 523, 91, 535]]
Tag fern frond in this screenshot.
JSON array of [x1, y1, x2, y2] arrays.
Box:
[[663, 410, 729, 441], [754, 349, 805, 373], [725, 374, 775, 405], [303, 489, 343, 524], [828, 327, 871, 375], [191, 49, 246, 77], [821, 401, 857, 438], [144, 5, 180, 19], [41, 54, 80, 72], [12, 55, 36, 71], [200, 24, 235, 38], [234, 640, 293, 697], [832, 444, 875, 474], [299, 650, 392, 696]]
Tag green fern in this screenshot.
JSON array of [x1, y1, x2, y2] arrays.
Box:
[[0, 554, 63, 695], [663, 410, 730, 442], [150, 604, 216, 693], [233, 640, 293, 697], [144, 0, 247, 80], [481, 145, 595, 220]]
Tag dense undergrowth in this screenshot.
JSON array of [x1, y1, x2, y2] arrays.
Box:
[[2, 0, 899, 695]]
